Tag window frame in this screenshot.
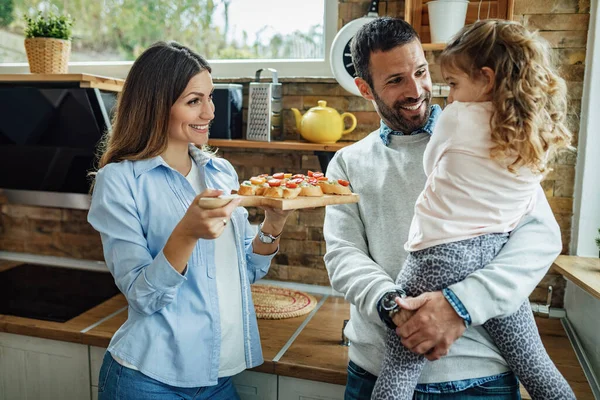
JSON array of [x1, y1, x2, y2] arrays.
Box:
[[571, 0, 600, 257], [0, 1, 337, 79]]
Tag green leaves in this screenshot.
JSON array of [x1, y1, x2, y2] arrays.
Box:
[[0, 0, 15, 27], [596, 228, 600, 250], [24, 11, 74, 40]]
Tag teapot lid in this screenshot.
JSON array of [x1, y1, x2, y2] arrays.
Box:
[[312, 100, 335, 112]]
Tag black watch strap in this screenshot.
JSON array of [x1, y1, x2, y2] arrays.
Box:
[[376, 289, 407, 330]]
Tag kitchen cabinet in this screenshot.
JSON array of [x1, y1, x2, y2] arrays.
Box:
[[233, 370, 278, 400], [0, 332, 91, 400], [0, 74, 121, 211], [278, 376, 345, 400], [90, 346, 106, 400], [90, 347, 323, 400]]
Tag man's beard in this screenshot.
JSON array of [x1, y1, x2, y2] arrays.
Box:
[[373, 90, 432, 134]]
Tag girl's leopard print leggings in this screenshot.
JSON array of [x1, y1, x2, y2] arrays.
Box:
[[371, 233, 575, 400]]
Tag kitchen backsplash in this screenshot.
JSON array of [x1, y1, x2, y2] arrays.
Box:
[[0, 0, 589, 307]]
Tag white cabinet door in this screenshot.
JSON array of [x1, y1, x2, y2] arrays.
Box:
[[278, 376, 345, 400], [0, 332, 91, 400], [90, 346, 107, 400], [232, 370, 277, 400], [89, 346, 107, 387]]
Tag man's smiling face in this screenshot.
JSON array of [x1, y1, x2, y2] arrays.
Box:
[[357, 39, 433, 133]]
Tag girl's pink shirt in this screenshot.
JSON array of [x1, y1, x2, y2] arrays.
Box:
[[405, 101, 542, 252]]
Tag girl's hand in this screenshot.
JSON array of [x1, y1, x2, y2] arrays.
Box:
[[178, 189, 242, 240]]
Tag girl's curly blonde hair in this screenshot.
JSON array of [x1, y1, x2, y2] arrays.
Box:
[[440, 19, 571, 174]]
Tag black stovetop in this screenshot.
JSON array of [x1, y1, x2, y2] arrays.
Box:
[[0, 263, 120, 323]]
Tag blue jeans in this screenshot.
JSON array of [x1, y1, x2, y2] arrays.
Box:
[[98, 352, 241, 400], [345, 360, 521, 400]]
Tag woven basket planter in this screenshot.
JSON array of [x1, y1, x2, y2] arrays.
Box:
[[24, 37, 71, 74]]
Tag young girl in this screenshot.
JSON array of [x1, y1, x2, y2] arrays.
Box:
[[372, 20, 575, 399], [88, 42, 292, 399]]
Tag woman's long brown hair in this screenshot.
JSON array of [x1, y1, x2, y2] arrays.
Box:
[[440, 20, 571, 174], [95, 41, 211, 170]]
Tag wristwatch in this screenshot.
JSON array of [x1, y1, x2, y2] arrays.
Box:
[[377, 289, 407, 330], [257, 222, 282, 244]]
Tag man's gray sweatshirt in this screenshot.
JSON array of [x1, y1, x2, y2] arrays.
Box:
[[323, 130, 561, 383]]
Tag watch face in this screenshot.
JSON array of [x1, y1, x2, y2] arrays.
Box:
[[382, 292, 399, 311], [259, 230, 275, 244]]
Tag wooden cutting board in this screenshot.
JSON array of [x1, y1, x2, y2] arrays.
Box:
[[197, 194, 360, 210]]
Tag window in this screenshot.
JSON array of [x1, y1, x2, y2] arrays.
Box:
[[0, 0, 337, 78]]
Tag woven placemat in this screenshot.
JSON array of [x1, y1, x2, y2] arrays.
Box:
[[251, 284, 317, 319]]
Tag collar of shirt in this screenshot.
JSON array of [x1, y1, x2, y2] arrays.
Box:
[[132, 143, 225, 178], [379, 104, 442, 146]]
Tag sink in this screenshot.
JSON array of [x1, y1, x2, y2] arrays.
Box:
[[0, 263, 120, 323]]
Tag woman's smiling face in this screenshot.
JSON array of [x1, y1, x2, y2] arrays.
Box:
[[167, 70, 215, 147]]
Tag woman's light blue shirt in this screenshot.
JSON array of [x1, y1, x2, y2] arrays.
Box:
[[88, 145, 275, 388]]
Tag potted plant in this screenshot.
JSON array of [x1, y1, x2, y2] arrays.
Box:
[[426, 0, 469, 43], [23, 11, 74, 74], [595, 228, 600, 258]]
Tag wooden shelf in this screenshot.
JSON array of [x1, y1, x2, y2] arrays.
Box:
[[405, 0, 514, 45], [422, 43, 446, 51], [207, 139, 351, 152], [0, 73, 124, 92], [553, 255, 600, 301]]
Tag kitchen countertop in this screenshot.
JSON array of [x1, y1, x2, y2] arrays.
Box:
[[0, 280, 594, 399], [553, 255, 600, 301]]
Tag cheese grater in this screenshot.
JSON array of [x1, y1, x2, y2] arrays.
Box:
[[246, 68, 283, 142]]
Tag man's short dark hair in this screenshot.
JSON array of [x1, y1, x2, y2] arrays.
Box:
[[351, 17, 420, 88]]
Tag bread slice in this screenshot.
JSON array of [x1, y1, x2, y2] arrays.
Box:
[[255, 183, 270, 196], [318, 180, 353, 195], [299, 184, 324, 197], [283, 187, 301, 199], [238, 181, 257, 196], [317, 180, 336, 195], [264, 186, 284, 198], [331, 184, 352, 195]]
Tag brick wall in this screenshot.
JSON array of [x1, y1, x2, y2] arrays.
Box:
[[0, 0, 590, 305], [513, 0, 589, 306]]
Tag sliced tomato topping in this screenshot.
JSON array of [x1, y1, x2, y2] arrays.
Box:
[[291, 178, 304, 184], [317, 176, 328, 181], [268, 179, 282, 187], [307, 177, 318, 184], [292, 174, 305, 179], [312, 172, 324, 178], [258, 173, 269, 178], [307, 170, 314, 177], [272, 172, 285, 179], [337, 179, 350, 186], [285, 181, 298, 189]]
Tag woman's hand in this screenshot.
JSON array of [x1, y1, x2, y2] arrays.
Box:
[[178, 189, 242, 240], [164, 189, 241, 273], [261, 207, 294, 237], [251, 207, 295, 256]]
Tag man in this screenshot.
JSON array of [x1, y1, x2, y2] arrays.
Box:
[[323, 17, 562, 399]]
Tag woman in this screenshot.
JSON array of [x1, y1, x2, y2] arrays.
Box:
[[88, 41, 292, 399]]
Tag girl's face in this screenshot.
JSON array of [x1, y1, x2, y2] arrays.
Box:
[[442, 67, 494, 104], [168, 70, 215, 147]]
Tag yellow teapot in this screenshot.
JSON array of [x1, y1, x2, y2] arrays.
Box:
[[291, 100, 357, 144]]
